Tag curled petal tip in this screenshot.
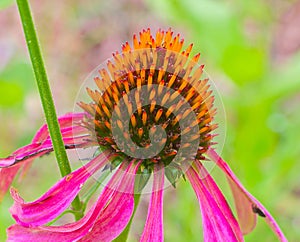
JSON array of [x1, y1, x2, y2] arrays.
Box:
[[10, 187, 23, 203], [187, 162, 244, 242]]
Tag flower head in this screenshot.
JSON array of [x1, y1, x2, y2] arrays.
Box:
[[0, 28, 287, 242], [78, 28, 216, 187]]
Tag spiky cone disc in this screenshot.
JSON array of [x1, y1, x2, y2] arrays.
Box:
[[79, 28, 217, 186]]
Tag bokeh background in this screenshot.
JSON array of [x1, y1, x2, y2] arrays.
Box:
[[1, 0, 300, 241]]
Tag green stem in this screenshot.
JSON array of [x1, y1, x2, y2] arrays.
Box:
[[113, 193, 141, 242], [16, 0, 83, 220]]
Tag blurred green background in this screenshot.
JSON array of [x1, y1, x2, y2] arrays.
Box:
[[0, 0, 300, 241]]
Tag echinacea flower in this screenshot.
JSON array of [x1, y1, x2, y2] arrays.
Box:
[[0, 28, 287, 242]]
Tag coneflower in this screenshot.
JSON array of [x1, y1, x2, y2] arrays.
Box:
[[0, 28, 287, 242]]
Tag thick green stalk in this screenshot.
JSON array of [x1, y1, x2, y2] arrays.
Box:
[[16, 0, 83, 220]]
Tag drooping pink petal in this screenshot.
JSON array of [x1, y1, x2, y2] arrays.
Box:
[[0, 165, 22, 202], [186, 164, 243, 242], [10, 151, 112, 227], [193, 160, 244, 241], [7, 160, 139, 242], [32, 112, 89, 143], [207, 148, 287, 242], [0, 112, 90, 168], [78, 160, 140, 242], [17, 158, 34, 182], [0, 158, 35, 202], [140, 165, 165, 242], [227, 178, 257, 235]]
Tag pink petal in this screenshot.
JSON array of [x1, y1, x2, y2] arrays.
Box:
[[186, 164, 243, 242], [193, 160, 244, 241], [140, 165, 165, 242], [207, 148, 288, 242], [10, 151, 111, 227], [0, 112, 90, 167], [0, 112, 90, 204], [32, 112, 88, 143], [227, 178, 257, 234], [0, 157, 36, 202], [17, 159, 34, 182], [0, 165, 22, 202], [7, 160, 139, 242], [0, 156, 36, 202], [78, 160, 140, 242]]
